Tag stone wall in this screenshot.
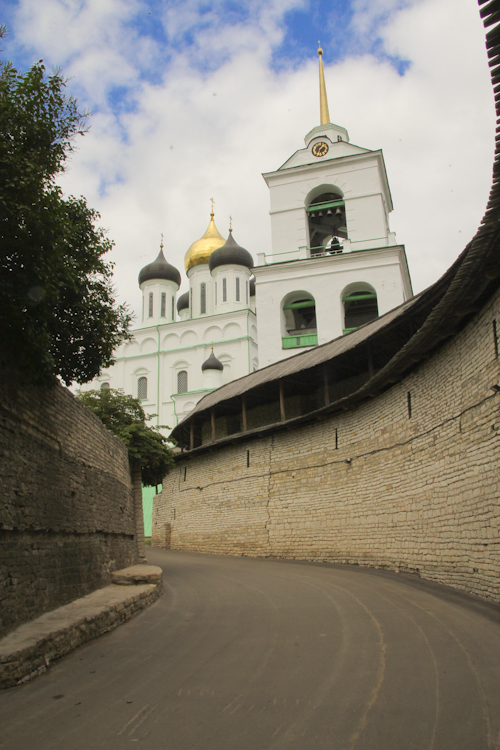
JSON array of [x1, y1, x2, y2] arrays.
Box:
[[153, 287, 500, 603], [0, 368, 140, 638]]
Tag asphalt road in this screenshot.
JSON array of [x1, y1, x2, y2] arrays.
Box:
[[1, 548, 500, 750]]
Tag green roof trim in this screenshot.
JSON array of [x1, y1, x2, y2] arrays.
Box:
[[343, 293, 377, 302], [306, 199, 345, 213], [283, 300, 316, 310]]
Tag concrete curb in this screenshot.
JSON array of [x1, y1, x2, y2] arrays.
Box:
[[0, 565, 162, 689]]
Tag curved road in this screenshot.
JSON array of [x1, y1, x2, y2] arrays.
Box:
[[1, 549, 500, 750]]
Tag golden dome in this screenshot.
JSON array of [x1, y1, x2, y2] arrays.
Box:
[[184, 212, 225, 272]]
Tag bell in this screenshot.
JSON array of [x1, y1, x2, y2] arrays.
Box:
[[326, 209, 332, 216], [310, 212, 316, 217], [335, 207, 342, 216], [318, 211, 323, 217]]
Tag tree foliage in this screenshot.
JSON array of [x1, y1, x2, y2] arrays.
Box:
[[78, 388, 175, 486], [0, 58, 131, 385]]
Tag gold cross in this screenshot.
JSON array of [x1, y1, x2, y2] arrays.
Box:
[[210, 197, 215, 213]]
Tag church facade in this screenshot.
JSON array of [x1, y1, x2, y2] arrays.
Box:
[[81, 218, 258, 433], [81, 47, 412, 434]]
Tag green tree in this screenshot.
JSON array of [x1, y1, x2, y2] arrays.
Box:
[[0, 57, 131, 385], [78, 388, 175, 486]]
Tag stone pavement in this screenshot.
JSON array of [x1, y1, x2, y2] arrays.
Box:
[[0, 565, 162, 689]]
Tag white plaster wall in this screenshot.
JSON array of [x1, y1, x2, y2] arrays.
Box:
[[80, 308, 258, 436], [140, 278, 178, 325], [202, 368, 223, 390], [346, 194, 389, 249], [264, 151, 393, 261], [212, 264, 252, 314], [267, 209, 307, 263], [187, 264, 214, 318], [254, 246, 411, 368]]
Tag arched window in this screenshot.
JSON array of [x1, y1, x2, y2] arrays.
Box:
[[222, 278, 227, 302], [200, 283, 206, 314], [282, 293, 318, 349], [177, 370, 188, 394], [235, 277, 240, 301], [100, 382, 110, 390], [138, 376, 148, 400], [343, 285, 379, 334], [161, 292, 166, 317], [306, 190, 347, 256], [148, 292, 153, 317]]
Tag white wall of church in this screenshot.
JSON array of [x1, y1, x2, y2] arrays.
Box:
[[81, 307, 257, 436], [263, 147, 394, 263], [140, 278, 178, 325], [187, 265, 214, 317], [254, 245, 411, 368], [212, 264, 252, 314]]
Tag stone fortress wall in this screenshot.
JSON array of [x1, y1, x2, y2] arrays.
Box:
[[153, 286, 500, 603], [0, 366, 140, 638]]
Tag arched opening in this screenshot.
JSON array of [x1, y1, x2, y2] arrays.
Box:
[[306, 189, 347, 256], [177, 370, 188, 394], [138, 376, 148, 400], [342, 283, 379, 335], [200, 283, 206, 314], [100, 382, 110, 390], [282, 292, 318, 349]]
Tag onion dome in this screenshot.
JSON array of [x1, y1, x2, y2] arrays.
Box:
[[249, 277, 256, 297], [202, 350, 223, 372], [138, 247, 181, 287], [184, 211, 225, 272], [177, 291, 189, 313], [208, 231, 254, 272]]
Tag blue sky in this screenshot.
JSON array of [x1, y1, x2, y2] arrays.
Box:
[[2, 0, 412, 111], [1, 0, 496, 318]]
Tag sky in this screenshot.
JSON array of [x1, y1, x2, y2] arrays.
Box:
[[2, 0, 496, 324]]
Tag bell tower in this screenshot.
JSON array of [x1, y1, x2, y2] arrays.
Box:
[[254, 45, 412, 368]]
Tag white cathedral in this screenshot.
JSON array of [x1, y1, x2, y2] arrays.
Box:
[[82, 47, 412, 434]]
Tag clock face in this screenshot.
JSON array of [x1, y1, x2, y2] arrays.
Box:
[[312, 141, 329, 157]]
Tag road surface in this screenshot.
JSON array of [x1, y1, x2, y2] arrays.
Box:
[[1, 548, 500, 750]]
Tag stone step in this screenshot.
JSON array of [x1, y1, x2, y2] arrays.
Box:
[[0, 566, 162, 689]]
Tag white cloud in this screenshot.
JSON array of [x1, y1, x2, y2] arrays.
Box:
[[7, 0, 496, 324]]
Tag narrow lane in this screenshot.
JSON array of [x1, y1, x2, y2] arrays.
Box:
[[1, 549, 500, 750]]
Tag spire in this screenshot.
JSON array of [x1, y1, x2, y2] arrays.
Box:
[[318, 42, 330, 126]]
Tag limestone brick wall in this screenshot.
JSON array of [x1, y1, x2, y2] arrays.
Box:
[[0, 368, 139, 637], [153, 287, 500, 603]]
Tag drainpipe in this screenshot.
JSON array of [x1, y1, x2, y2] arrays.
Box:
[[156, 325, 160, 428], [247, 310, 251, 374]]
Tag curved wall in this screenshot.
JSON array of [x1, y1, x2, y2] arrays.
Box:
[[154, 285, 500, 602]]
